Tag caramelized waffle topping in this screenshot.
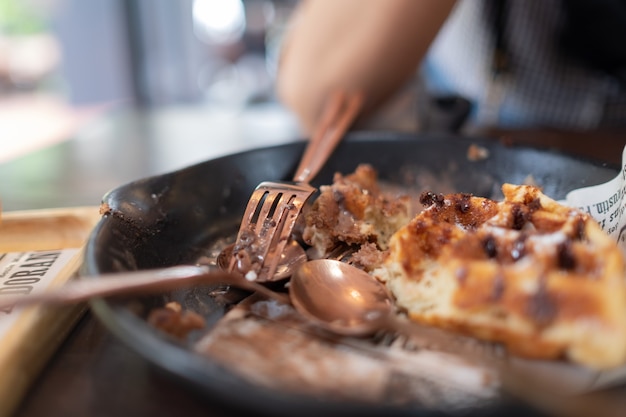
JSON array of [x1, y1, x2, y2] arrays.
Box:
[[375, 184, 626, 369]]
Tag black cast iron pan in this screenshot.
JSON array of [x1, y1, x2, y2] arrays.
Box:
[[83, 131, 618, 417]]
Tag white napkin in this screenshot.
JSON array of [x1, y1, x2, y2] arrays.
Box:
[[565, 144, 626, 257]]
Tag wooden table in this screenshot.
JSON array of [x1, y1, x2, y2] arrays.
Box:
[[3, 105, 625, 417]]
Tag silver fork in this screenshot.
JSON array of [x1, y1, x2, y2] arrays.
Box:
[[228, 91, 364, 281]]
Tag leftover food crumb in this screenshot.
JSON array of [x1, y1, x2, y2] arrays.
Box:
[[147, 301, 206, 339], [467, 144, 490, 161], [302, 164, 411, 258], [99, 202, 112, 216]]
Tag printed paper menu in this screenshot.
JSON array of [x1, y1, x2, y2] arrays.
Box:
[[0, 249, 80, 338]]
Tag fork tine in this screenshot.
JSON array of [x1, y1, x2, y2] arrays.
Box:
[[252, 192, 296, 273], [260, 184, 315, 279], [227, 187, 270, 275], [240, 187, 270, 233], [260, 190, 312, 279], [253, 190, 284, 239]]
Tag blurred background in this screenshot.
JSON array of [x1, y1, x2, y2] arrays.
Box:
[[5, 0, 619, 211], [0, 0, 306, 164]]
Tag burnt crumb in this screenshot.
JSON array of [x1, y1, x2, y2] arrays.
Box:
[[455, 193, 473, 214], [467, 144, 490, 161], [557, 241, 577, 270], [526, 284, 558, 327], [147, 302, 206, 339], [419, 191, 445, 207], [482, 235, 498, 258], [511, 205, 530, 230], [99, 202, 112, 216]]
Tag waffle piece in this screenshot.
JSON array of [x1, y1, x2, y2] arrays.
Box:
[[375, 184, 626, 369], [302, 164, 411, 261]]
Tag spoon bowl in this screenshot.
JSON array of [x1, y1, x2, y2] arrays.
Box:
[[289, 259, 394, 336]]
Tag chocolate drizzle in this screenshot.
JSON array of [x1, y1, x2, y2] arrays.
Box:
[[557, 240, 577, 270]]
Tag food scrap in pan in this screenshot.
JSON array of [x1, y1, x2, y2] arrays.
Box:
[[466, 144, 490, 161], [147, 301, 206, 339], [302, 164, 412, 266], [302, 164, 626, 369]]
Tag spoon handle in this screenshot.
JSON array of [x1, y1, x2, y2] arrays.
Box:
[[0, 265, 289, 311]]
